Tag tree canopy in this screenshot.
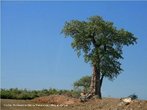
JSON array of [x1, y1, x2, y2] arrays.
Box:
[[73, 75, 91, 92], [62, 16, 137, 80]]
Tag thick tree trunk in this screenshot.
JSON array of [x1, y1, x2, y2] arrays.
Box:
[[90, 65, 102, 99]]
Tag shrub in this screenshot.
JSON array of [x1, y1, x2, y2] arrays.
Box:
[[128, 94, 138, 100], [0, 88, 81, 100]]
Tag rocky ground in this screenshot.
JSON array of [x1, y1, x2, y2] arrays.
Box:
[[1, 95, 147, 110]]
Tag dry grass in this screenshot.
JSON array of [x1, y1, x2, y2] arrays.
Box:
[[1, 95, 147, 110]]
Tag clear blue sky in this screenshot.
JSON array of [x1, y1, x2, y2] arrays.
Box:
[[1, 1, 147, 99]]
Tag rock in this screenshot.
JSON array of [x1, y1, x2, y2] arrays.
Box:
[[80, 92, 88, 102], [80, 95, 87, 102], [122, 98, 132, 103]]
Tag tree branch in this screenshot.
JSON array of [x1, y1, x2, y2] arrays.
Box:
[[100, 74, 104, 87]]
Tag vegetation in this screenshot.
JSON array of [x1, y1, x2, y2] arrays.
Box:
[[128, 94, 138, 100], [73, 75, 91, 92], [62, 16, 137, 98], [0, 88, 80, 100]]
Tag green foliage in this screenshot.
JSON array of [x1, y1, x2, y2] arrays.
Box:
[[0, 88, 38, 99], [70, 90, 81, 98], [62, 16, 137, 80], [73, 75, 91, 92], [0, 88, 81, 99], [128, 94, 138, 100]]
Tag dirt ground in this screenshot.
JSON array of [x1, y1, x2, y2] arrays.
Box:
[[32, 95, 80, 105], [1, 95, 147, 110]]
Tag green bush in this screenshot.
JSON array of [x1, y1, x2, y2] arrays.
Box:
[[0, 89, 14, 99], [0, 88, 80, 100], [128, 94, 138, 100]]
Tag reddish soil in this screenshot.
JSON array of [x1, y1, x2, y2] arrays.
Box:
[[32, 95, 147, 110], [32, 95, 80, 105]]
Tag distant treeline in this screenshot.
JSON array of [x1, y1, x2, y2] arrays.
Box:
[[0, 88, 80, 100]]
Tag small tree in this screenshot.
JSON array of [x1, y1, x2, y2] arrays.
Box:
[[74, 75, 91, 92], [128, 94, 138, 100], [62, 16, 137, 99]]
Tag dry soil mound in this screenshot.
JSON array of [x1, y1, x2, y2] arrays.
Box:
[[33, 95, 79, 105]]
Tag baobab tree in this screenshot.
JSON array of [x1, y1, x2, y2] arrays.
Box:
[[62, 16, 137, 99]]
